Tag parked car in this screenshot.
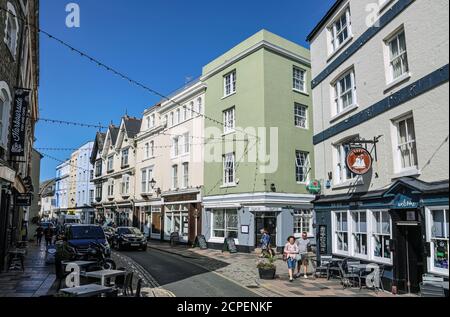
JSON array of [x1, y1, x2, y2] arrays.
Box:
[[56, 225, 111, 262], [112, 227, 147, 251]]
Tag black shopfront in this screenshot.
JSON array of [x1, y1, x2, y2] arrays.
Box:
[[314, 177, 449, 295]]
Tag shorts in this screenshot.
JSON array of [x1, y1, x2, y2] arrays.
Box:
[[287, 257, 297, 270], [296, 253, 309, 263]]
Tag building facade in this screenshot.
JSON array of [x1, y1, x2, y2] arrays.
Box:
[[308, 0, 449, 293], [39, 179, 56, 220], [54, 160, 70, 215], [0, 0, 39, 271], [202, 30, 316, 252], [75, 141, 94, 224]]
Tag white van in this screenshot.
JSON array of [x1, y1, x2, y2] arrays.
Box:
[[59, 214, 82, 226]]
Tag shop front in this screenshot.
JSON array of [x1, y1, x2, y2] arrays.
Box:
[[161, 190, 202, 245], [314, 177, 449, 294], [136, 200, 163, 240], [202, 193, 315, 253]]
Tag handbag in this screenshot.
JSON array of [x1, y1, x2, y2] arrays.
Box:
[[282, 253, 288, 262]]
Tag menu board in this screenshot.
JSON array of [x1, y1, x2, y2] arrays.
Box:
[[318, 225, 328, 255], [223, 237, 238, 254], [170, 232, 180, 245], [195, 235, 208, 250]]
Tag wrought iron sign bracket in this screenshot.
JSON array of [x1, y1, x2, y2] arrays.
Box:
[[346, 135, 383, 162]]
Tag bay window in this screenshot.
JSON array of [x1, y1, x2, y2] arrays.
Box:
[[212, 209, 238, 239]]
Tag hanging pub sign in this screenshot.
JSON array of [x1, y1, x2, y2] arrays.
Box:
[[306, 180, 322, 195], [15, 193, 32, 207], [346, 147, 373, 176], [9, 90, 30, 157]]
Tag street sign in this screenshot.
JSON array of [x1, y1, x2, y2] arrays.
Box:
[[14, 193, 32, 207], [346, 147, 373, 175]]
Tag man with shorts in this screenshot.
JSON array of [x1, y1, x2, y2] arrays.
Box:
[[295, 232, 311, 279]]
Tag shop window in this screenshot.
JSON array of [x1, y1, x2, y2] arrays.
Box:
[[352, 211, 368, 256], [212, 209, 238, 239], [334, 211, 349, 254], [293, 210, 313, 237], [428, 208, 449, 275]]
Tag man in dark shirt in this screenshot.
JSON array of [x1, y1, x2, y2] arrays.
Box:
[[44, 226, 54, 246]]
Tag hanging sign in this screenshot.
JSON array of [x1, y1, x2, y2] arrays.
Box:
[[318, 225, 328, 255], [306, 180, 322, 195], [15, 193, 32, 207], [346, 147, 373, 175], [9, 90, 30, 157]]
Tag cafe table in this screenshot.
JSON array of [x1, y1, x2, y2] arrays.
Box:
[[84, 269, 126, 286], [60, 284, 114, 297]]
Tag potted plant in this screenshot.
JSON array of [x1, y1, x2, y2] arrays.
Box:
[[257, 254, 277, 280]]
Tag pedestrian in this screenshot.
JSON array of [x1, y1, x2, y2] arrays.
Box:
[[295, 232, 311, 279], [43, 225, 54, 246], [284, 236, 299, 282], [36, 225, 44, 246], [259, 229, 271, 258]]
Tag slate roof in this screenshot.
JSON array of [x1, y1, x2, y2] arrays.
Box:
[[306, 0, 344, 42], [109, 125, 120, 145], [123, 116, 142, 138]]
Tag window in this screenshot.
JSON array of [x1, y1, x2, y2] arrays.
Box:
[[224, 71, 237, 97], [329, 7, 352, 53], [373, 210, 392, 261], [89, 190, 94, 204], [428, 208, 449, 274], [170, 112, 174, 126], [182, 163, 189, 188], [197, 97, 203, 115], [294, 210, 313, 237], [333, 70, 356, 115], [293, 67, 306, 92], [4, 3, 19, 58], [334, 211, 349, 254], [107, 179, 114, 197], [294, 104, 308, 129], [172, 165, 178, 189], [394, 115, 418, 171], [183, 133, 190, 154], [141, 167, 153, 194], [146, 116, 151, 129], [295, 151, 310, 183], [335, 143, 356, 184], [176, 109, 180, 124], [212, 209, 238, 239], [145, 143, 150, 159], [183, 106, 187, 122], [150, 141, 155, 158], [172, 137, 179, 157], [352, 211, 368, 256], [223, 107, 235, 134], [107, 156, 114, 172], [190, 101, 195, 117], [121, 175, 130, 195], [121, 149, 129, 167], [387, 30, 409, 81], [0, 82, 12, 148], [223, 153, 235, 186]]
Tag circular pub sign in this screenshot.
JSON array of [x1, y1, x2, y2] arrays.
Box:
[[346, 147, 373, 176], [307, 180, 322, 195]]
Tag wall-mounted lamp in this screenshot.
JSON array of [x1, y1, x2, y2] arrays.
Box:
[[270, 183, 276, 192]]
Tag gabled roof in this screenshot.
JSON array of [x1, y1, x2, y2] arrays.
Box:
[[90, 132, 106, 164], [123, 116, 142, 138], [109, 125, 120, 145], [306, 0, 344, 42]]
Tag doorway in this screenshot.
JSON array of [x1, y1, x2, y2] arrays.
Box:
[[255, 212, 277, 248], [395, 224, 424, 294]]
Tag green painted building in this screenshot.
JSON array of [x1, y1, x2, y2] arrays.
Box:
[[201, 30, 316, 252]]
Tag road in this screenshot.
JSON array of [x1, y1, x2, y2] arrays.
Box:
[[119, 248, 259, 297]]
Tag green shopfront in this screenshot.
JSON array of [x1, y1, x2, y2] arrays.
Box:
[[314, 177, 449, 294]]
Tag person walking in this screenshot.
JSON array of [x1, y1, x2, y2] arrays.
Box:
[[284, 236, 299, 282], [36, 225, 44, 246], [43, 225, 54, 247], [260, 229, 271, 258], [295, 232, 311, 279]]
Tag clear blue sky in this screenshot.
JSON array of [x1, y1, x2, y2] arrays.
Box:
[[37, 0, 335, 181]]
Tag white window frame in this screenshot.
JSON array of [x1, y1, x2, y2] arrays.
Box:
[[172, 136, 179, 158], [150, 141, 155, 158], [371, 210, 393, 264], [107, 155, 114, 172], [107, 179, 115, 197], [392, 114, 418, 174], [121, 174, 130, 195], [223, 107, 236, 134], [224, 71, 237, 97], [293, 67, 307, 93], [332, 69, 357, 116], [386, 29, 409, 83], [295, 151, 310, 184], [141, 167, 154, 194], [211, 209, 239, 240], [172, 165, 178, 189], [183, 133, 190, 154], [293, 210, 314, 238], [3, 2, 19, 59], [294, 103, 308, 129], [197, 97, 203, 115], [223, 153, 236, 187], [0, 81, 12, 148], [352, 211, 368, 258], [190, 101, 195, 117], [426, 207, 449, 276], [182, 162, 189, 188], [333, 211, 350, 256], [121, 148, 129, 167], [328, 6, 352, 54], [334, 143, 356, 185]]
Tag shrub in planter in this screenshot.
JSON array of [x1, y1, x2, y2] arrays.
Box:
[[257, 254, 277, 280]]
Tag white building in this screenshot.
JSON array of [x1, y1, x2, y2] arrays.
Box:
[[308, 0, 449, 294], [55, 160, 70, 214]]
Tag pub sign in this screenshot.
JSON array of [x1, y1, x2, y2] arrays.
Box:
[[9, 90, 30, 157]]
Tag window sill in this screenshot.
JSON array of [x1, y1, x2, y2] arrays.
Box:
[[142, 156, 156, 162], [293, 89, 309, 96], [392, 168, 421, 180], [222, 131, 236, 137], [222, 92, 236, 100], [428, 268, 450, 277], [384, 73, 411, 94], [220, 183, 237, 189], [295, 126, 309, 131], [208, 237, 239, 245], [327, 35, 354, 63], [379, 0, 395, 14], [330, 104, 359, 123], [332, 178, 364, 190]]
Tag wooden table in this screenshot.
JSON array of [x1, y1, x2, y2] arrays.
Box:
[[84, 270, 126, 286], [60, 284, 114, 297]]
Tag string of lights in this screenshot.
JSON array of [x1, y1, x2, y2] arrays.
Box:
[[38, 118, 107, 129], [0, 6, 259, 140]]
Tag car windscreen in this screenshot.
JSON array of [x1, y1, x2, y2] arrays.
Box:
[[70, 226, 105, 240], [118, 228, 141, 235]]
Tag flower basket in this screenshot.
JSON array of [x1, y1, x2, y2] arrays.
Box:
[[257, 255, 277, 280]]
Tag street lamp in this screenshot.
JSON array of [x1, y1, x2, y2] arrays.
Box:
[[150, 178, 157, 190]]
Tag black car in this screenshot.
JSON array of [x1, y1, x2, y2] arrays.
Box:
[[112, 227, 147, 251]]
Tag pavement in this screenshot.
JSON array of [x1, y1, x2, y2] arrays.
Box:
[[0, 243, 56, 297], [147, 240, 398, 298]]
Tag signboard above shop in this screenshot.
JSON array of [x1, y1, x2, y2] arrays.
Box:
[[346, 147, 373, 176], [15, 193, 32, 207], [9, 90, 30, 157]]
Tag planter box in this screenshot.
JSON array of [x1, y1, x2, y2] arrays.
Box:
[[258, 268, 276, 280]]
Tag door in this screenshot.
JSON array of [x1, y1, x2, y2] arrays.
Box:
[[395, 224, 424, 294], [255, 212, 277, 248]]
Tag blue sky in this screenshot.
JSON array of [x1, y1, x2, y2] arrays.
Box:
[[37, 0, 335, 181]]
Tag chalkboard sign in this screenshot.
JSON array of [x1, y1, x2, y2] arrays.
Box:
[[195, 235, 208, 250], [318, 225, 327, 255], [170, 232, 180, 246], [222, 237, 238, 254]]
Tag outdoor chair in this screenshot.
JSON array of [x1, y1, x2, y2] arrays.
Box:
[[345, 260, 361, 275], [135, 279, 143, 297], [107, 268, 126, 288], [338, 262, 361, 289], [121, 271, 134, 296], [315, 255, 332, 279]]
